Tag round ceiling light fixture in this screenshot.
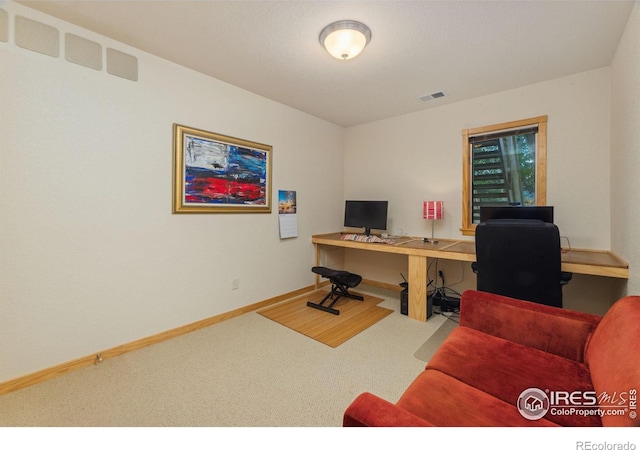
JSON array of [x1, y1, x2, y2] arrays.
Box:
[[319, 20, 371, 60]]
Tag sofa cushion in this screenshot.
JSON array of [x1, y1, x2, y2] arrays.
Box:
[[426, 326, 601, 426], [585, 296, 640, 427], [396, 369, 558, 426], [343, 392, 435, 427], [460, 290, 601, 362]]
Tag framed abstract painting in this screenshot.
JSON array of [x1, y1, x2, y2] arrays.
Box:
[[172, 124, 272, 213]]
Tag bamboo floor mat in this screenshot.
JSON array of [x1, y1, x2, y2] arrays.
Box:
[[258, 290, 393, 347]]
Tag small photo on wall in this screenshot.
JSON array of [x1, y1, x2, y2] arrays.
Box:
[[278, 190, 297, 214]]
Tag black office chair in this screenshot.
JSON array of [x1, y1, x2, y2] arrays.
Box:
[[471, 219, 572, 308], [308, 266, 364, 315]]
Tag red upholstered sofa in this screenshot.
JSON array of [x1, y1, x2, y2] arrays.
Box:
[[344, 290, 640, 427]]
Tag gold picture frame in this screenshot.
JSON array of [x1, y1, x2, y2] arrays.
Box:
[[172, 124, 272, 213]]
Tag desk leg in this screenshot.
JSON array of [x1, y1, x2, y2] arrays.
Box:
[[314, 243, 320, 289], [408, 254, 428, 321]]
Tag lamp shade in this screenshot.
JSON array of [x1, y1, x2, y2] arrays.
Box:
[[423, 201, 444, 220], [319, 20, 371, 60]]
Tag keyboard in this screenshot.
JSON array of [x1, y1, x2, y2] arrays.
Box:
[[340, 233, 393, 244]]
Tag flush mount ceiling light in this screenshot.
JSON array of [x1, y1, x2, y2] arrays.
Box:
[[319, 20, 371, 60]]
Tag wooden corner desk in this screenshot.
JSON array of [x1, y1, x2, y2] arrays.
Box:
[[312, 232, 629, 322]]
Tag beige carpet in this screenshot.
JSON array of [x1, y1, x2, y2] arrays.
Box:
[[0, 285, 447, 427], [258, 290, 393, 347], [413, 316, 459, 362]]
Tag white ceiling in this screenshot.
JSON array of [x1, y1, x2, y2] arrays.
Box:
[[16, 0, 636, 127]]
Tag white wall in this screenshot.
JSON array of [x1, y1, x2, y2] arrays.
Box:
[[345, 69, 612, 246], [611, 1, 640, 296], [344, 67, 626, 313], [0, 3, 344, 383]]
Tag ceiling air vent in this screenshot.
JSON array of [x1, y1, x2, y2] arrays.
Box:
[[417, 91, 446, 102]]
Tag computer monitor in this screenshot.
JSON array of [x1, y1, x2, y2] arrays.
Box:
[[479, 205, 554, 224], [344, 200, 388, 236]]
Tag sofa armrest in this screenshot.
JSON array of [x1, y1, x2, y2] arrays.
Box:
[[343, 392, 434, 427], [459, 290, 602, 362]]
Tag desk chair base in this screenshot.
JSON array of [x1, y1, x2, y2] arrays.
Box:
[[308, 266, 364, 315]]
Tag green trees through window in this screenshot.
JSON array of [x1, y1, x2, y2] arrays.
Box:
[[462, 116, 547, 235]]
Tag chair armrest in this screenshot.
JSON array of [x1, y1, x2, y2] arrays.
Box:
[[459, 290, 601, 362], [343, 392, 434, 427]]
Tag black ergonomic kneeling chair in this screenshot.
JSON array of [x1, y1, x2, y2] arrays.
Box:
[[307, 266, 364, 315]]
